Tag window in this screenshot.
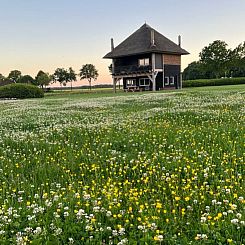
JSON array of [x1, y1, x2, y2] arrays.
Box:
[[126, 79, 136, 87], [170, 76, 175, 85], [139, 78, 150, 86], [139, 58, 150, 66], [164, 77, 169, 86]]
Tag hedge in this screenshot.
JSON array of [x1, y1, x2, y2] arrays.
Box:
[[0, 83, 44, 99], [183, 77, 245, 88]]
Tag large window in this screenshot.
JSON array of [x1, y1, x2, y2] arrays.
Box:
[[139, 58, 150, 66], [139, 78, 150, 86], [126, 79, 136, 87]]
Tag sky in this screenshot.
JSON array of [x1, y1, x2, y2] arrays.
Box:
[[0, 0, 245, 86]]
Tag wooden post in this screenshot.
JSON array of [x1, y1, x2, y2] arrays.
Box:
[[113, 77, 116, 93], [152, 53, 156, 91], [162, 54, 165, 89], [180, 73, 183, 89]]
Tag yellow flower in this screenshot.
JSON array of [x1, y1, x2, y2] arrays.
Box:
[[154, 236, 159, 241], [156, 202, 162, 209], [217, 213, 222, 218]]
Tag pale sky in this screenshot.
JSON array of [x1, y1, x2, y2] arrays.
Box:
[[0, 0, 245, 86]]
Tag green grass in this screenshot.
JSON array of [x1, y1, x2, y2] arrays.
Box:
[[0, 85, 244, 244]]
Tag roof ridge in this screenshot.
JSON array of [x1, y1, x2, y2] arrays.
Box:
[[104, 24, 189, 58]]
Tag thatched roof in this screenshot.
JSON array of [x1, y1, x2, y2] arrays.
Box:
[[104, 24, 189, 59]]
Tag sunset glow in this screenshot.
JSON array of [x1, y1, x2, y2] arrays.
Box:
[[0, 0, 244, 85]]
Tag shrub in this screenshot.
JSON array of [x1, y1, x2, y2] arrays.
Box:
[[183, 77, 245, 88], [0, 83, 44, 99]]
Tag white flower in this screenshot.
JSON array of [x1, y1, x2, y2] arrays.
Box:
[[236, 213, 242, 219], [68, 238, 74, 244], [201, 217, 207, 223], [231, 219, 239, 225], [156, 235, 164, 241], [34, 227, 42, 235], [54, 228, 62, 236], [83, 194, 91, 200], [201, 234, 208, 239], [118, 228, 125, 236]]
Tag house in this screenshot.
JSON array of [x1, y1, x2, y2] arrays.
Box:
[[104, 23, 189, 92]]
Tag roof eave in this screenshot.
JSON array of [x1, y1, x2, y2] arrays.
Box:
[[103, 50, 190, 59]]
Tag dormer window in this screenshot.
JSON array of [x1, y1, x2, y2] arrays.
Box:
[[139, 58, 150, 66]]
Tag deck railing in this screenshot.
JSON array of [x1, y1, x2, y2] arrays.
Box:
[[113, 65, 152, 75]]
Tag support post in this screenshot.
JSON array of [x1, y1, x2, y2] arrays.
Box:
[[180, 73, 183, 89], [152, 53, 156, 91], [112, 59, 116, 93], [162, 54, 165, 89], [113, 77, 116, 93]]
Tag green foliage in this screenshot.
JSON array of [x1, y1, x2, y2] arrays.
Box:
[[36, 71, 52, 88], [0, 83, 44, 99], [8, 70, 22, 83], [53, 67, 77, 88], [18, 75, 36, 85], [182, 61, 207, 80], [79, 64, 99, 90], [67, 67, 77, 90], [184, 40, 245, 80], [199, 40, 231, 78], [183, 77, 245, 87], [0, 73, 5, 82]]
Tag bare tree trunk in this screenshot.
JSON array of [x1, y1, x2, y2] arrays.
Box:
[[89, 79, 91, 90]]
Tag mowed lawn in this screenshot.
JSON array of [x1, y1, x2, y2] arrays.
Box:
[[0, 85, 244, 244]]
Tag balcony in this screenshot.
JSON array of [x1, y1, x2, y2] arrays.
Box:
[[113, 65, 152, 76]]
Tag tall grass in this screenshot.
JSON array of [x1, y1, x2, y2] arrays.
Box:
[[0, 87, 244, 244]]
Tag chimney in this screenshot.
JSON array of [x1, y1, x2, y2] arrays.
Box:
[[178, 35, 181, 47], [111, 38, 114, 51], [151, 30, 155, 46]]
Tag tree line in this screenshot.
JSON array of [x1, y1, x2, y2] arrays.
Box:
[[183, 40, 245, 80], [0, 64, 99, 90]]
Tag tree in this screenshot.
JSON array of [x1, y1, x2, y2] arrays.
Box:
[[19, 75, 36, 85], [199, 40, 231, 78], [8, 70, 22, 83], [35, 71, 52, 88], [67, 67, 77, 90], [0, 73, 5, 82], [79, 64, 99, 90], [183, 61, 207, 80], [53, 68, 68, 87]]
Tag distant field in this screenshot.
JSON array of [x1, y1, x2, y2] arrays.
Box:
[[0, 85, 244, 244]]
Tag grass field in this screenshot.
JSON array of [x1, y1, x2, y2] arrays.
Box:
[[0, 85, 244, 244]]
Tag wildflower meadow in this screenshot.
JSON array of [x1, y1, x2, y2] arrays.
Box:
[[0, 86, 244, 244]]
